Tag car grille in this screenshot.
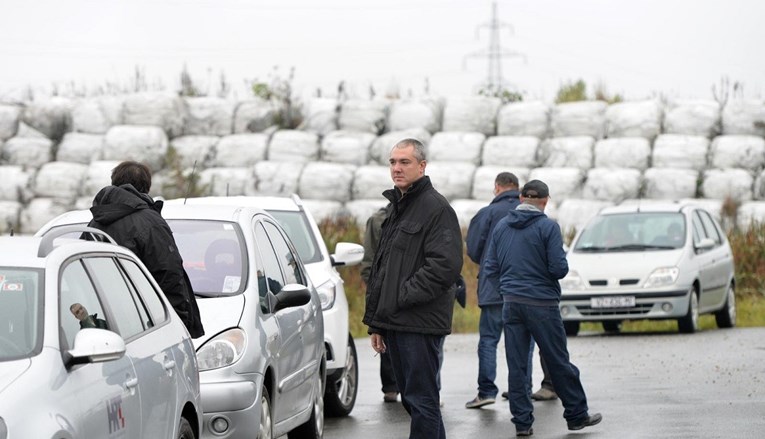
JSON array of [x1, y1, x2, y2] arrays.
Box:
[[577, 303, 653, 316], [588, 279, 640, 287]]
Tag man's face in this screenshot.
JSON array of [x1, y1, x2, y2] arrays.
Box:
[[389, 145, 426, 192], [70, 303, 88, 321]]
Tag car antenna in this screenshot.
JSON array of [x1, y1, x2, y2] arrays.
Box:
[[183, 160, 198, 205], [226, 183, 230, 197], [9, 227, 13, 236]]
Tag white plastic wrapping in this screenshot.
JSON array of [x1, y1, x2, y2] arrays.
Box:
[[442, 97, 501, 136], [103, 125, 168, 172], [183, 97, 235, 136], [582, 168, 642, 202], [427, 132, 485, 165], [481, 136, 540, 168], [56, 133, 104, 164], [539, 136, 594, 170], [497, 101, 549, 138], [298, 162, 356, 202], [268, 130, 320, 163], [551, 101, 607, 139], [212, 133, 269, 168], [594, 138, 651, 170], [321, 130, 376, 166], [651, 135, 709, 170]]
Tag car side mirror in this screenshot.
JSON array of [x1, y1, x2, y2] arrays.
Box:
[[331, 242, 364, 267], [695, 238, 715, 252], [65, 328, 126, 368], [270, 284, 312, 313]]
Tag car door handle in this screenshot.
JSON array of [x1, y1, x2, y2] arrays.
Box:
[[125, 377, 138, 390], [163, 359, 176, 371]]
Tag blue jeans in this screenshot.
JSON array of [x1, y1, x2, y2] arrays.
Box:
[[503, 301, 589, 431], [478, 305, 534, 398], [386, 330, 446, 439]]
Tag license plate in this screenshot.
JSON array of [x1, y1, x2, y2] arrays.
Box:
[[590, 296, 636, 308]]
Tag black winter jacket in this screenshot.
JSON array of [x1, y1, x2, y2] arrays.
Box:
[[363, 176, 463, 335], [88, 184, 205, 338]]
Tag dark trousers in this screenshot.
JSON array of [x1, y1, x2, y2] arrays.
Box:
[[503, 301, 589, 431], [386, 330, 445, 439], [539, 353, 554, 391], [478, 304, 535, 398], [380, 350, 398, 393]]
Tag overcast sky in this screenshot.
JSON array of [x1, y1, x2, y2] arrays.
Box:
[[1, 0, 763, 102]]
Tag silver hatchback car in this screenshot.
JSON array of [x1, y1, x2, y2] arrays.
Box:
[[1, 226, 202, 439], [559, 202, 736, 335]]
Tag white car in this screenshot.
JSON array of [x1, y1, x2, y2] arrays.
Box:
[[2, 226, 202, 439], [560, 202, 736, 335], [169, 195, 363, 417]]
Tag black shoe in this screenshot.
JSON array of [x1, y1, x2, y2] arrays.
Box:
[[567, 413, 602, 431], [501, 391, 508, 399], [516, 427, 533, 437]]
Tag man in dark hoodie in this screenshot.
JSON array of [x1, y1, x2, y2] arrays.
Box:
[[363, 138, 463, 439], [87, 161, 204, 338], [483, 180, 600, 437]]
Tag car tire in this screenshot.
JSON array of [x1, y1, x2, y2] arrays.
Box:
[[602, 320, 622, 333], [678, 287, 699, 334], [259, 385, 273, 439], [714, 283, 737, 328], [563, 321, 580, 336], [324, 335, 358, 417], [289, 365, 325, 439], [178, 417, 195, 439]]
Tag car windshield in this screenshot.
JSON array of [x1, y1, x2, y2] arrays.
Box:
[[266, 210, 323, 264], [0, 268, 42, 361], [167, 220, 247, 297], [574, 212, 686, 253]]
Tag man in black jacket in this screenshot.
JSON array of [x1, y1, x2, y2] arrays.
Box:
[[87, 161, 204, 338], [363, 138, 463, 439]]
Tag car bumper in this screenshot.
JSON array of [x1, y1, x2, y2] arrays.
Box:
[[200, 374, 263, 439], [559, 288, 691, 321]]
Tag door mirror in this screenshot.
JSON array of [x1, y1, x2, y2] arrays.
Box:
[[695, 238, 715, 251], [331, 242, 364, 267], [65, 328, 126, 368], [269, 284, 311, 313]]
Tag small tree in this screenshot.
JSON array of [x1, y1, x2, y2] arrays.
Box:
[[250, 66, 302, 129]]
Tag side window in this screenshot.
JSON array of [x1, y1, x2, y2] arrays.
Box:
[[60, 260, 109, 349], [84, 257, 145, 340], [120, 258, 168, 326], [263, 221, 305, 286], [698, 211, 722, 245], [254, 223, 286, 309]]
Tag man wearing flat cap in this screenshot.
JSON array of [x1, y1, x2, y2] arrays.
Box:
[[482, 179, 602, 436]]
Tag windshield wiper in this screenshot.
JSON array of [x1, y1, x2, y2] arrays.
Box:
[[606, 244, 675, 251], [576, 246, 607, 252]]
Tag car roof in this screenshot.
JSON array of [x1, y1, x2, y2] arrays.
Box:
[[165, 195, 303, 213], [0, 233, 132, 268], [599, 201, 694, 215], [161, 203, 270, 221]]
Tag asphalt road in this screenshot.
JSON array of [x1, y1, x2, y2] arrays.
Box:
[[324, 327, 765, 438]]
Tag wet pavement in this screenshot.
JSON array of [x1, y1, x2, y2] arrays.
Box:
[[324, 327, 765, 438]]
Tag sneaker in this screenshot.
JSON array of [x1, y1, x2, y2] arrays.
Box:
[[501, 391, 508, 399], [516, 427, 534, 437], [465, 395, 496, 409], [383, 392, 398, 403], [531, 388, 558, 401], [567, 413, 602, 431]]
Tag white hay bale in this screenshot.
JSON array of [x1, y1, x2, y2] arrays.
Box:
[[652, 135, 709, 170], [471, 166, 530, 201], [594, 138, 651, 170], [15, 122, 47, 138], [170, 135, 219, 169], [605, 100, 662, 139], [21, 97, 72, 139], [388, 98, 443, 133], [20, 198, 72, 235], [57, 133, 104, 164], [663, 99, 720, 137], [428, 132, 485, 165], [582, 168, 642, 202], [1, 137, 53, 168], [344, 199, 389, 228], [301, 98, 339, 136], [321, 130, 376, 165], [709, 135, 765, 172], [122, 92, 184, 138], [103, 125, 168, 171], [199, 167, 256, 196], [426, 162, 476, 201], [74, 197, 93, 211], [528, 167, 585, 201], [737, 201, 765, 229], [213, 133, 269, 168], [0, 166, 34, 203], [0, 105, 21, 140], [183, 97, 234, 136], [556, 199, 615, 236], [551, 101, 607, 139], [497, 101, 550, 138], [268, 130, 320, 163], [721, 100, 765, 136], [233, 99, 277, 133], [83, 160, 121, 198], [481, 136, 539, 168], [298, 162, 356, 202], [368, 128, 432, 165], [33, 162, 88, 200], [539, 136, 594, 170], [442, 97, 501, 136], [643, 168, 699, 199], [352, 165, 390, 200], [700, 168, 753, 202], [254, 161, 305, 196], [451, 199, 490, 231], [338, 99, 389, 134], [0, 200, 21, 234], [301, 199, 345, 223], [71, 96, 124, 134]]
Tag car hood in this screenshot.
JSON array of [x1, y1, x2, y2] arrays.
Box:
[[192, 294, 245, 349], [0, 358, 31, 394], [567, 249, 683, 281]]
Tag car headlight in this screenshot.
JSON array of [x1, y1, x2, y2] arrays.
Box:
[[316, 281, 337, 310], [559, 270, 585, 290], [197, 328, 246, 371], [643, 267, 679, 288]]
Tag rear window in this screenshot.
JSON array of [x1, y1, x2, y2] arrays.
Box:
[[574, 212, 686, 252], [0, 268, 43, 361], [266, 210, 323, 264]]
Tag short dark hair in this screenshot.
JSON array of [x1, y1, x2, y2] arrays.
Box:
[[393, 138, 427, 162], [111, 161, 152, 194], [495, 172, 519, 188]]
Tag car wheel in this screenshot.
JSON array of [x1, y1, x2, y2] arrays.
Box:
[[714, 283, 737, 328], [177, 417, 195, 439], [324, 335, 358, 417], [259, 386, 273, 439], [678, 287, 699, 334], [563, 321, 580, 336], [602, 320, 622, 333], [288, 367, 325, 439]]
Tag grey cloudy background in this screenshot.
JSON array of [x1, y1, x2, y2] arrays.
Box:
[[1, 0, 763, 101]]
